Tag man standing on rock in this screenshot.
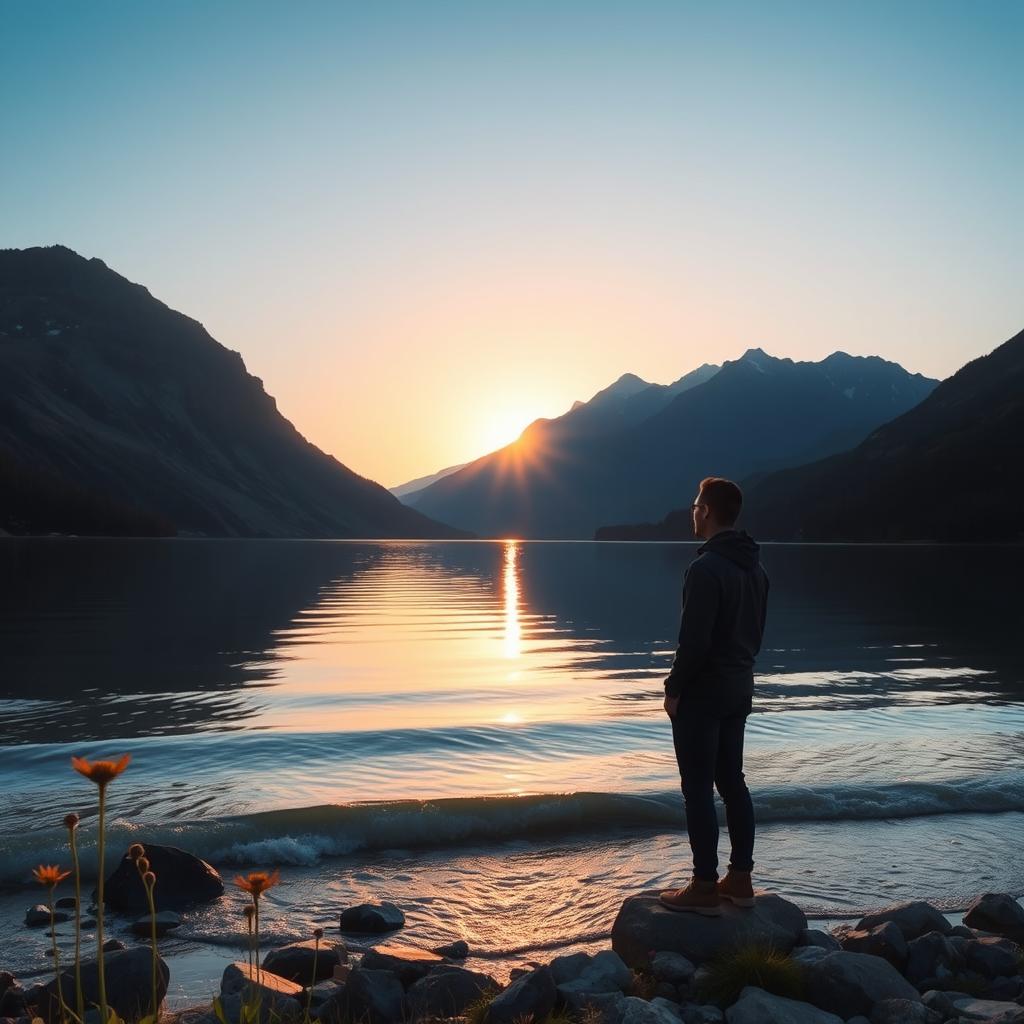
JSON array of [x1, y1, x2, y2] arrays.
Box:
[[659, 477, 769, 915]]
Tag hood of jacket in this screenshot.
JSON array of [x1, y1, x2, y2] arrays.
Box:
[[699, 529, 761, 571]]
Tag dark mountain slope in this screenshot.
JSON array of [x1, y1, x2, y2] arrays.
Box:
[[410, 348, 937, 538], [745, 328, 1024, 541], [0, 246, 465, 538]]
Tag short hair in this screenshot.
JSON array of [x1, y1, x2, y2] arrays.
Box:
[[698, 477, 743, 526]]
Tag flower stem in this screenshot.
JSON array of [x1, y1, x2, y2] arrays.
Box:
[[97, 785, 108, 1024], [145, 878, 158, 1020], [48, 888, 67, 1024], [305, 936, 320, 1020], [254, 899, 261, 987], [70, 829, 84, 1024]]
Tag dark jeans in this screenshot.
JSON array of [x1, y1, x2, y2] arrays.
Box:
[[670, 701, 755, 881]]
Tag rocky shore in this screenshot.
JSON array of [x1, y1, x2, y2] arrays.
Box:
[[5, 843, 1024, 1024]]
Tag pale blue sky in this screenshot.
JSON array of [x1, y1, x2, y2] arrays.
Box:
[[3, 1, 1021, 484]]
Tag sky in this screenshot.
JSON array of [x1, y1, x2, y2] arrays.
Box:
[[2, 1, 1022, 487]]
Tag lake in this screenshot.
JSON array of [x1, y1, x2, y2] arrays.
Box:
[[1, 538, 1022, 999]]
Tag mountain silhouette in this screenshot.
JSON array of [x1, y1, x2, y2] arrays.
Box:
[[744, 328, 1024, 541], [0, 246, 467, 538], [408, 348, 937, 538]]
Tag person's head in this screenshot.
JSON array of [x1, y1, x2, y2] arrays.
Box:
[[691, 477, 742, 540]]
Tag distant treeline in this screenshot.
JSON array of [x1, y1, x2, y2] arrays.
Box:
[[0, 450, 176, 537], [595, 508, 695, 541]]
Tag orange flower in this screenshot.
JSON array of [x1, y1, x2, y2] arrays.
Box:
[[71, 754, 131, 786], [234, 869, 280, 898], [33, 865, 71, 887]]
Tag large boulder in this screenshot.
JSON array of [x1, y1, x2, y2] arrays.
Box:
[[38, 946, 170, 1023], [950, 996, 1024, 1023], [339, 902, 405, 934], [406, 965, 498, 1018], [105, 843, 223, 912], [487, 967, 556, 1024], [802, 951, 921, 1019], [854, 902, 950, 942], [611, 892, 806, 968], [263, 938, 348, 985], [359, 944, 445, 986], [725, 986, 844, 1024], [964, 895, 1024, 944], [840, 922, 908, 971]]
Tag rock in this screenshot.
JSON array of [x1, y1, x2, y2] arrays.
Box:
[[263, 938, 348, 985], [906, 931, 963, 986], [340, 902, 405, 934], [103, 939, 127, 953], [790, 947, 830, 966], [566, 990, 624, 1024], [965, 896, 1024, 945], [0, 983, 27, 1018], [966, 938, 1023, 979], [306, 979, 344, 1010], [653, 982, 678, 1000], [920, 989, 955, 1018], [130, 910, 182, 936], [322, 968, 404, 1024], [620, 995, 684, 1024], [652, 952, 697, 985], [651, 996, 685, 1020], [846, 1018, 870, 1024], [360, 944, 444, 986], [431, 939, 469, 959], [486, 967, 556, 1024], [950, 996, 1024, 1022], [680, 1007, 724, 1024], [868, 997, 941, 1023], [725, 986, 844, 1024], [551, 952, 592, 984], [220, 962, 303, 1022], [556, 951, 634, 1009], [105, 843, 223, 913], [855, 902, 951, 942], [986, 975, 1024, 1001], [81, 918, 97, 929], [54, 897, 77, 910], [840, 922, 909, 970], [951, 925, 977, 939], [39, 946, 170, 1023], [0, 974, 13, 999], [406, 965, 498, 1018], [797, 930, 841, 951], [803, 951, 922, 1019], [611, 892, 807, 968], [25, 906, 69, 927]]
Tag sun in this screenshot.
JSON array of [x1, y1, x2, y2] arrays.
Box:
[[479, 407, 540, 454]]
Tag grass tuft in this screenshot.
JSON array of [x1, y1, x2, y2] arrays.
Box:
[[696, 943, 803, 1006]]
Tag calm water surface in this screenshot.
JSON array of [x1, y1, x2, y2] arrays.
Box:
[[1, 539, 1022, 996]]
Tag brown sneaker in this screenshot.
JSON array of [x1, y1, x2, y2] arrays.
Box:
[[717, 869, 756, 907], [658, 878, 721, 916]]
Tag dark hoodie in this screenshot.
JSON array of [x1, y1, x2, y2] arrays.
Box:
[[663, 529, 769, 710]]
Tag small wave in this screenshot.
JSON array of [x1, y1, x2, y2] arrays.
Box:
[[1, 775, 1022, 885]]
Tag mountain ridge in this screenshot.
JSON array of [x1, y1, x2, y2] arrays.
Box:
[[0, 245, 468, 539]]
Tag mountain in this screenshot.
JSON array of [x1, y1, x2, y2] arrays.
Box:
[[744, 328, 1024, 542], [390, 461, 468, 500], [407, 348, 938, 538], [398, 363, 719, 506], [0, 246, 467, 539]]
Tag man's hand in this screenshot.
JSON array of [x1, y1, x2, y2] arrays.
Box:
[[663, 693, 679, 719]]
